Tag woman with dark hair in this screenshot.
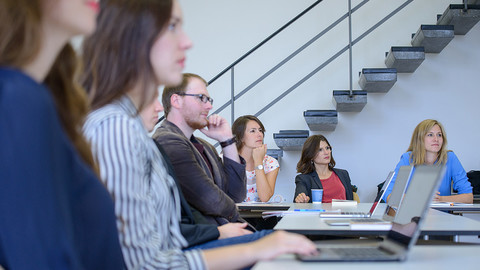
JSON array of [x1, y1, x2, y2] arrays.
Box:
[[82, 0, 316, 269], [294, 135, 354, 203], [232, 115, 280, 202], [384, 119, 472, 203], [0, 0, 124, 268]]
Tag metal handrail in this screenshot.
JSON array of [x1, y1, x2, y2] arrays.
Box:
[[252, 0, 414, 118], [159, 0, 414, 127], [208, 0, 325, 85], [159, 0, 326, 123], [209, 0, 370, 119]]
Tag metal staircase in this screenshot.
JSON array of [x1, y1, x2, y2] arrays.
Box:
[[273, 2, 480, 154]]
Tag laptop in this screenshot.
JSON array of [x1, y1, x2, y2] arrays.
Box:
[[321, 171, 395, 219], [382, 165, 413, 221], [346, 165, 414, 225], [297, 165, 445, 262]]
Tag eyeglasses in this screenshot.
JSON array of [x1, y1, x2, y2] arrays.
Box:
[[176, 93, 213, 105]]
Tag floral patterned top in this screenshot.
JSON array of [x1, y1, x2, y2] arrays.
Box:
[[244, 155, 280, 202]]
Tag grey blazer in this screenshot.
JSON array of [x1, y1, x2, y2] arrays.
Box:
[[293, 168, 354, 202]]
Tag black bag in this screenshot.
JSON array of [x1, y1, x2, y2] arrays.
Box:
[[467, 170, 480, 194]]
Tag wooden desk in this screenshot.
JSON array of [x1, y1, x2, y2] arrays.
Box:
[[252, 245, 479, 270], [273, 203, 480, 238]]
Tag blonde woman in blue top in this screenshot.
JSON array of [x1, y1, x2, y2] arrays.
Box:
[[385, 119, 473, 203]]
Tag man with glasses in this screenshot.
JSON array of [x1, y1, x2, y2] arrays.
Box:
[[153, 73, 248, 226]]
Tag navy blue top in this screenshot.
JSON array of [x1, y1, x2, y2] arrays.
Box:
[[0, 68, 125, 269]]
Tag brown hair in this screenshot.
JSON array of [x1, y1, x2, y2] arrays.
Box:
[[162, 73, 208, 116], [0, 0, 43, 67], [407, 119, 449, 165], [232, 115, 266, 151], [296, 135, 336, 174], [81, 0, 173, 112], [0, 0, 97, 170]]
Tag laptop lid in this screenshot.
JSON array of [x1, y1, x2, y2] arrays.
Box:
[[367, 171, 395, 216], [382, 165, 446, 253], [382, 166, 414, 221]]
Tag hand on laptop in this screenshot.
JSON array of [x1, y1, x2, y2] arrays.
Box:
[[295, 193, 310, 203]]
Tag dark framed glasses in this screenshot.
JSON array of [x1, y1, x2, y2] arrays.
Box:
[[176, 93, 213, 105]]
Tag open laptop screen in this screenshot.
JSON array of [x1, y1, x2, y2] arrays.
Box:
[[384, 166, 413, 220], [386, 165, 445, 248], [366, 171, 395, 215]]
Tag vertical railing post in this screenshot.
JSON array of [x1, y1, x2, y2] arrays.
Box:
[[348, 0, 353, 97], [231, 67, 235, 124]]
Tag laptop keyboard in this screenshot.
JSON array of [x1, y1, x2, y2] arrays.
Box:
[[350, 218, 385, 223], [329, 247, 389, 258], [340, 211, 368, 217]]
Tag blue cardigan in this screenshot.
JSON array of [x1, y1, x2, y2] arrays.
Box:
[[384, 151, 472, 199], [0, 68, 124, 269]]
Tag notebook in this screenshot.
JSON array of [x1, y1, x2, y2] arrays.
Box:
[[298, 165, 445, 262], [321, 171, 395, 219]]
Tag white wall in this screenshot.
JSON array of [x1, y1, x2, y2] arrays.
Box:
[[179, 0, 480, 202]]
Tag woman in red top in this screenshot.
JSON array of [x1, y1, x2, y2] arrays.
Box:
[[294, 135, 354, 203]]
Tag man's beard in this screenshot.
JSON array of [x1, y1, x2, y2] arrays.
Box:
[[186, 116, 208, 130]]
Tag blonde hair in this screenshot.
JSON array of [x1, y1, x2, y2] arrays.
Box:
[[407, 119, 448, 165]]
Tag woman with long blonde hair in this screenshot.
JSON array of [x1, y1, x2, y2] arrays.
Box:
[[384, 119, 472, 203]]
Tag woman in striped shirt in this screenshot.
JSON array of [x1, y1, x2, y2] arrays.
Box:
[[81, 0, 316, 269]]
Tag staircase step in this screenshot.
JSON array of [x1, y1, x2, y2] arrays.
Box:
[[273, 130, 309, 151], [332, 90, 367, 112], [358, 68, 397, 93], [304, 110, 338, 131], [411, 25, 454, 53], [467, 0, 480, 5], [437, 4, 480, 35], [385, 46, 425, 73], [266, 149, 283, 161]]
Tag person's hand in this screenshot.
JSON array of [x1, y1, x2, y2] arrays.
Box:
[[433, 191, 442, 202], [295, 192, 310, 203], [252, 144, 267, 165], [199, 114, 233, 142], [250, 231, 317, 260], [217, 223, 253, 239]]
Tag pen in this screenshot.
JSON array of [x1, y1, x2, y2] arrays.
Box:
[[294, 209, 326, 212]]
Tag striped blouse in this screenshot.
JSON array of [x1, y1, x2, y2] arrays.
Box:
[[83, 96, 205, 270]]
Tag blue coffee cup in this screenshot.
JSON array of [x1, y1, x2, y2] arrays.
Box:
[[311, 189, 323, 203]]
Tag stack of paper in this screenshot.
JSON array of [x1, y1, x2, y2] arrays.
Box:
[[349, 220, 392, 230], [331, 199, 358, 207]]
